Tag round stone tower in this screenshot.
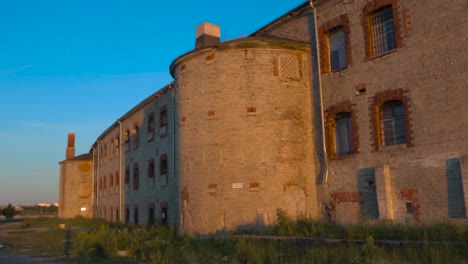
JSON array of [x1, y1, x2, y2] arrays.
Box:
[[171, 24, 319, 234]]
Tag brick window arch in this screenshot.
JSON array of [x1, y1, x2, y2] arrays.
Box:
[[362, 0, 403, 58], [369, 88, 413, 150], [319, 14, 351, 73], [325, 101, 359, 158]]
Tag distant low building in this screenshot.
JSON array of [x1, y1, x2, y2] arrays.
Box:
[[58, 133, 93, 218]]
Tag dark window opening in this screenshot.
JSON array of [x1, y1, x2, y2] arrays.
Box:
[[161, 207, 168, 225], [134, 208, 139, 225], [149, 207, 155, 225], [133, 164, 139, 190], [125, 208, 129, 223], [406, 202, 413, 214]]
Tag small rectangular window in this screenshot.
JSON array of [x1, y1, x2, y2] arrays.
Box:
[[160, 155, 168, 187], [125, 166, 130, 184], [134, 207, 139, 225], [125, 208, 129, 223], [159, 106, 168, 137], [133, 164, 139, 190], [161, 206, 168, 225], [405, 202, 413, 214], [148, 206, 155, 225], [147, 159, 155, 189]]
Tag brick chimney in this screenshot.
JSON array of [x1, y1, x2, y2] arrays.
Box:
[[195, 22, 221, 49], [66, 133, 75, 160]]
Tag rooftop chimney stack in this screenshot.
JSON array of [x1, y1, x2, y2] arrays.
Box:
[[195, 22, 221, 49], [66, 133, 75, 160]]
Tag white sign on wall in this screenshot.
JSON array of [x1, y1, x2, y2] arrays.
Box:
[[232, 183, 244, 189]]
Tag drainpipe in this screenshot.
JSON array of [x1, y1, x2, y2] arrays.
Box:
[[308, 0, 328, 184], [118, 120, 123, 223]]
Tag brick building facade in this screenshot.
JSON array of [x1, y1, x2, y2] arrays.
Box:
[[59, 0, 468, 233]]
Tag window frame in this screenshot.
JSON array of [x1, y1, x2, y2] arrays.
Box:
[[147, 159, 155, 189], [160, 154, 168, 187], [133, 163, 139, 190], [362, 0, 402, 59], [319, 14, 351, 74], [369, 88, 413, 151], [380, 100, 406, 146], [325, 101, 359, 158], [159, 106, 168, 137], [328, 27, 347, 71], [334, 112, 353, 156]]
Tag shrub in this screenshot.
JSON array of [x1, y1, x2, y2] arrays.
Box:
[[2, 203, 17, 219]]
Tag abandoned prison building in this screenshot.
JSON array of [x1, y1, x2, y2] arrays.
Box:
[[58, 0, 468, 234]]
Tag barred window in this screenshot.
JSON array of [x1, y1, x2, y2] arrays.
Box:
[[329, 28, 347, 71], [369, 6, 396, 57], [335, 112, 353, 156], [380, 100, 406, 146]]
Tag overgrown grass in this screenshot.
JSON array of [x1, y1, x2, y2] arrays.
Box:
[[273, 208, 468, 243], [2, 212, 468, 263]]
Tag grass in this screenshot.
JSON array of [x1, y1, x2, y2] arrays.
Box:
[[1, 212, 467, 263]]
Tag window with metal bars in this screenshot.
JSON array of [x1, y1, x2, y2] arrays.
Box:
[[369, 6, 396, 57], [380, 100, 406, 146]]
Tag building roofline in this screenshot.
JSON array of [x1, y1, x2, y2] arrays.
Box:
[[249, 2, 311, 37], [59, 153, 93, 164], [170, 37, 310, 76], [94, 82, 174, 142]]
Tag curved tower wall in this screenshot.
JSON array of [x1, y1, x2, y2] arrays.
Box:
[[172, 39, 319, 234]]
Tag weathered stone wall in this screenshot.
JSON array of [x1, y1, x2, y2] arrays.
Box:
[[172, 39, 319, 234], [58, 157, 93, 218]]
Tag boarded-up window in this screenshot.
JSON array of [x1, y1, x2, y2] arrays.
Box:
[[357, 168, 379, 220], [446, 158, 466, 218]]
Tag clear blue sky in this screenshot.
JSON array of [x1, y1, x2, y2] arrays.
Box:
[[0, 0, 306, 205]]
